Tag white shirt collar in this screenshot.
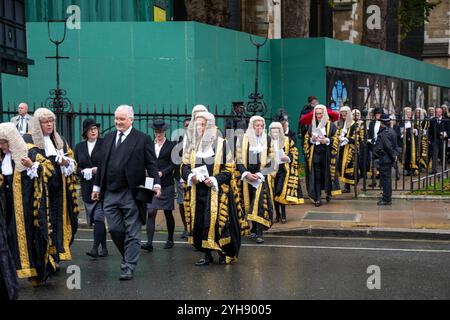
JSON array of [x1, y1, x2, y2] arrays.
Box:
[[196, 146, 215, 159], [155, 138, 166, 158], [44, 135, 58, 157], [116, 126, 133, 143], [1, 153, 13, 176], [87, 139, 97, 156]]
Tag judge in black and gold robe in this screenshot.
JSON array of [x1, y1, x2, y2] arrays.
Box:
[[236, 116, 275, 244], [23, 108, 79, 264], [269, 122, 303, 224], [352, 109, 366, 181], [336, 106, 361, 193], [304, 105, 341, 207], [414, 107, 430, 170], [400, 107, 419, 176], [0, 123, 55, 284], [182, 112, 247, 266]]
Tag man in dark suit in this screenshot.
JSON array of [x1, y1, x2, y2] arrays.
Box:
[[74, 118, 108, 258], [92, 105, 161, 280], [367, 107, 382, 187], [10, 102, 33, 136], [428, 106, 450, 174]]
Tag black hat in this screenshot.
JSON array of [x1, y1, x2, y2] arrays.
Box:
[[380, 113, 391, 123], [82, 118, 100, 138], [134, 186, 155, 203], [134, 187, 156, 225], [274, 108, 289, 123], [151, 119, 170, 131]]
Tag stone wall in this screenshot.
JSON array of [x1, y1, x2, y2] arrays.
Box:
[[423, 0, 450, 69], [333, 1, 363, 44]]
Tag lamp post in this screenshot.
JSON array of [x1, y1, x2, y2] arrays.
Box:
[[244, 35, 270, 117], [45, 19, 74, 146]]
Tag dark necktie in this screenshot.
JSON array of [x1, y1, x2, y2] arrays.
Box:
[[116, 132, 124, 147]]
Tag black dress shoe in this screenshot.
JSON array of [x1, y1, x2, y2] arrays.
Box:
[[326, 196, 331, 203], [195, 258, 213, 266], [180, 231, 188, 239], [219, 256, 227, 265], [377, 200, 392, 206], [86, 250, 98, 258], [141, 243, 154, 252], [315, 201, 322, 207], [164, 241, 174, 249], [342, 188, 351, 193], [119, 269, 133, 281], [98, 249, 109, 257]]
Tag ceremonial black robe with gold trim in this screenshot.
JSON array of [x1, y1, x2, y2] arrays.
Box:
[[0, 202, 19, 300], [303, 122, 341, 202], [22, 134, 79, 263], [273, 137, 304, 205], [400, 121, 419, 174], [236, 134, 275, 229], [336, 122, 361, 186], [415, 120, 430, 169], [182, 137, 248, 263], [0, 146, 55, 282]]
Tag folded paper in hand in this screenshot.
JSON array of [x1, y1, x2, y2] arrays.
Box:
[[314, 128, 325, 138], [192, 165, 209, 182], [276, 149, 288, 164], [249, 178, 263, 189], [143, 177, 154, 190]]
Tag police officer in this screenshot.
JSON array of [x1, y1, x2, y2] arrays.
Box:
[[374, 114, 400, 206]]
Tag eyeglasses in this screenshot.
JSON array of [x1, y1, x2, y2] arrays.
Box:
[[40, 119, 55, 124]]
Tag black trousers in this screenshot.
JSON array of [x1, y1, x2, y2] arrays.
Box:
[[432, 140, 447, 173], [312, 160, 327, 202], [193, 183, 209, 251], [379, 163, 393, 203]]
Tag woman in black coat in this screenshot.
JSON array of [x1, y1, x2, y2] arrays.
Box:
[[141, 120, 176, 252], [74, 119, 108, 258]]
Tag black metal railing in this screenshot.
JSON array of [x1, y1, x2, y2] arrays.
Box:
[[1, 101, 273, 147], [2, 102, 449, 195], [358, 117, 450, 194]]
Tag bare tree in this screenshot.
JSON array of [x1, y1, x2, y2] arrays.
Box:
[[282, 0, 311, 38], [184, 0, 229, 27]]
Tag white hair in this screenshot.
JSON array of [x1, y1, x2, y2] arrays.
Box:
[[18, 102, 29, 109], [115, 105, 134, 120]]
